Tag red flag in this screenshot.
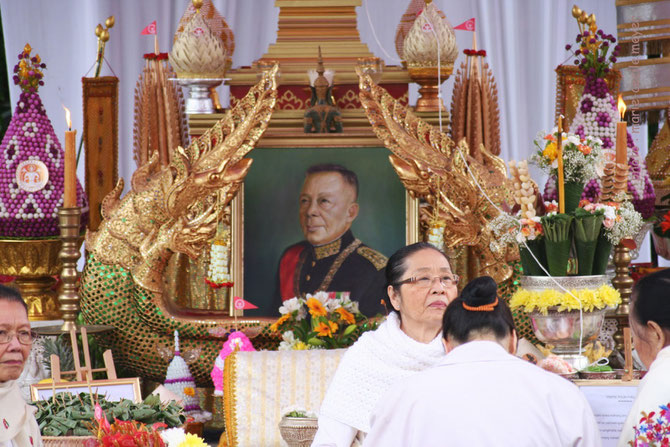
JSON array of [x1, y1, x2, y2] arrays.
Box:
[[454, 18, 475, 31], [234, 296, 258, 310], [141, 20, 157, 35]]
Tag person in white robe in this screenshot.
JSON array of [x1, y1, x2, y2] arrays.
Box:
[[0, 286, 43, 447], [618, 269, 670, 447], [312, 243, 459, 447], [363, 276, 602, 447]]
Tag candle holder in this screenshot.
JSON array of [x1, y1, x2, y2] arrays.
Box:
[[57, 207, 82, 332], [611, 243, 633, 353]]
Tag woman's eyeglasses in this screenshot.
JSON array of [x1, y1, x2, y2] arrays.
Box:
[[395, 275, 460, 289], [0, 330, 37, 345]]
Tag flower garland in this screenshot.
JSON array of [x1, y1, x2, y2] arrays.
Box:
[[509, 285, 621, 314]]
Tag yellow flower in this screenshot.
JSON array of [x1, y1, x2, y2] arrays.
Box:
[[542, 142, 558, 162], [306, 298, 327, 317], [510, 285, 621, 314], [270, 313, 290, 332], [335, 307, 355, 325], [178, 433, 208, 447], [315, 320, 338, 337], [183, 386, 195, 397], [293, 341, 308, 350]]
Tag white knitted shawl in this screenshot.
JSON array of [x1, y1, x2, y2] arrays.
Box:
[[318, 312, 446, 433]]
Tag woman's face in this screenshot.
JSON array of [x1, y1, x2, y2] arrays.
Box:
[[0, 301, 31, 382], [629, 301, 664, 370], [388, 248, 458, 330]]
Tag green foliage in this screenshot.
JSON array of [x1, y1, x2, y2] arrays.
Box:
[[32, 392, 185, 437]]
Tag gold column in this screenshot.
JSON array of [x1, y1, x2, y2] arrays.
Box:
[[57, 207, 82, 332], [611, 244, 633, 352]]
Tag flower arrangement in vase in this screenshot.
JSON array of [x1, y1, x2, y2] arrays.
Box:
[[270, 291, 377, 350], [278, 406, 319, 447]]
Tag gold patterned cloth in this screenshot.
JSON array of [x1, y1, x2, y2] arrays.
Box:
[[223, 349, 346, 447]]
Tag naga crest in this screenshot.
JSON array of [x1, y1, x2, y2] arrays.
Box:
[[86, 65, 280, 293], [357, 68, 517, 283]]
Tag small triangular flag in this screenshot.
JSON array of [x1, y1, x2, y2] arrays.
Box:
[[454, 18, 475, 31], [141, 20, 157, 35], [234, 296, 258, 310]]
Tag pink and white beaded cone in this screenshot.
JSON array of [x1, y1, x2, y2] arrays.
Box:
[[164, 330, 212, 422], [544, 31, 655, 218], [0, 44, 88, 238], [211, 331, 255, 396]]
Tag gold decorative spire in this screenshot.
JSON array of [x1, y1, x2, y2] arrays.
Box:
[[169, 8, 228, 78], [402, 2, 457, 68]]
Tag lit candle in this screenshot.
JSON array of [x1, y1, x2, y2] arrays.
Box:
[[63, 106, 77, 208], [556, 115, 565, 214], [616, 95, 627, 166]]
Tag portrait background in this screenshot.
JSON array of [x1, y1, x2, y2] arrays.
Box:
[[243, 147, 406, 315]]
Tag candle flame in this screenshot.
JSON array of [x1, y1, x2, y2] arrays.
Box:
[[617, 94, 626, 120], [63, 105, 72, 130]]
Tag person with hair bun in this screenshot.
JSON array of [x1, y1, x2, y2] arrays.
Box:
[[363, 276, 601, 447], [312, 243, 458, 447], [617, 268, 670, 447]]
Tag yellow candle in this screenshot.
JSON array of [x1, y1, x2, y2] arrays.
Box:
[[63, 106, 77, 208], [616, 95, 627, 166], [556, 116, 565, 214]]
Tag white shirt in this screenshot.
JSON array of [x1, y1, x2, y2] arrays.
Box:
[[617, 345, 670, 447], [312, 312, 446, 447], [363, 340, 602, 447]]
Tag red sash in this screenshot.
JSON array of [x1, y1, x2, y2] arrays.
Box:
[[279, 245, 305, 301]]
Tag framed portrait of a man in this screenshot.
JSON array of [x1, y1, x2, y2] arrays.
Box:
[[242, 146, 410, 316]]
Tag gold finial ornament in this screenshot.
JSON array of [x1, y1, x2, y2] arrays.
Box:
[[571, 5, 582, 19], [93, 17, 115, 77], [193, 0, 204, 11], [105, 16, 115, 29], [95, 24, 103, 38], [100, 29, 110, 43], [588, 13, 596, 26], [579, 11, 589, 24]]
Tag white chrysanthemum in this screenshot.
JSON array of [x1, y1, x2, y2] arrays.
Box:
[[279, 297, 302, 315], [161, 428, 187, 447]]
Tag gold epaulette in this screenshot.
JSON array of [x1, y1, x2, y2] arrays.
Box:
[[357, 246, 388, 271]]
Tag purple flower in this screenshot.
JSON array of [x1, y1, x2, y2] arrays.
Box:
[[611, 57, 617, 63], [604, 67, 610, 73], [575, 49, 581, 55], [574, 59, 580, 65], [597, 29, 604, 36], [40, 63, 46, 68], [598, 56, 605, 63], [583, 31, 590, 37], [590, 38, 597, 44], [615, 44, 621, 51], [583, 49, 589, 55], [565, 44, 572, 51]]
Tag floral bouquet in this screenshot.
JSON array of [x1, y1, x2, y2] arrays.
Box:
[[270, 291, 377, 350], [532, 130, 603, 214]]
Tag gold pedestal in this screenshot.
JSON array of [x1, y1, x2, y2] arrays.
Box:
[[0, 238, 63, 320], [611, 243, 633, 352], [57, 207, 82, 332], [408, 66, 453, 112]]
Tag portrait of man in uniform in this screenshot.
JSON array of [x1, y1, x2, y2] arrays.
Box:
[[276, 164, 388, 316]]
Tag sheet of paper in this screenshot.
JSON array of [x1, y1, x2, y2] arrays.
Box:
[[579, 385, 638, 447]]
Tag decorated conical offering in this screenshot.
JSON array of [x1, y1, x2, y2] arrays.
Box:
[[169, 5, 228, 78], [574, 207, 605, 275], [541, 213, 573, 276], [0, 45, 87, 237], [402, 1, 458, 68]]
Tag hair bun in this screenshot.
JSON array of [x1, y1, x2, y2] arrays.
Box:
[[460, 276, 497, 306]]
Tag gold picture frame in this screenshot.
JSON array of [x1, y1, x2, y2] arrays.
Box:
[[30, 377, 142, 403]]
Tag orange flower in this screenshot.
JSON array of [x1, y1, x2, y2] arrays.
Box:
[[578, 144, 591, 155], [315, 320, 338, 337], [335, 307, 355, 325], [270, 313, 290, 332], [544, 134, 556, 142], [306, 298, 327, 317], [184, 386, 195, 397], [661, 211, 670, 234]]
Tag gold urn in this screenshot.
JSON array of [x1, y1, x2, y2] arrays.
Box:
[[0, 238, 63, 320]]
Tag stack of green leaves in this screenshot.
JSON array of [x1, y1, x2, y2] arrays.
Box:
[[541, 214, 574, 276], [33, 393, 185, 437], [574, 208, 605, 275]]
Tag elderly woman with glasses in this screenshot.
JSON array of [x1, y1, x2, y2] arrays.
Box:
[[312, 242, 458, 447], [0, 285, 42, 447]]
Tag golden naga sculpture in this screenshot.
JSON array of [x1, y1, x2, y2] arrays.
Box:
[[357, 68, 517, 283], [80, 66, 279, 385]]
